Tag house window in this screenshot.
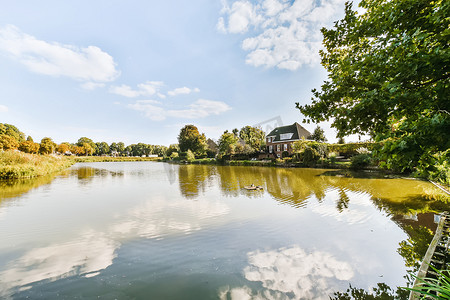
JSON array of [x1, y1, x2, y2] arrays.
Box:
[[269, 145, 273, 153], [267, 137, 271, 143], [276, 144, 280, 152], [280, 133, 294, 140], [284, 144, 288, 151]]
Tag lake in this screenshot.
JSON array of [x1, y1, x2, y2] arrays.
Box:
[[0, 162, 448, 299]]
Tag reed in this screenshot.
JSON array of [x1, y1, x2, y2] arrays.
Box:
[[0, 150, 74, 179]]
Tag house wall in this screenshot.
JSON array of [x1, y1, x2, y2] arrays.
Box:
[[266, 140, 296, 157]]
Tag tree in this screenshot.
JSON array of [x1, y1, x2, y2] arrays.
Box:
[[166, 144, 179, 157], [0, 134, 19, 150], [70, 145, 84, 156], [178, 125, 207, 157], [296, 0, 449, 174], [218, 131, 239, 155], [39, 137, 55, 154], [81, 143, 94, 156], [239, 126, 266, 152], [309, 126, 327, 142], [0, 123, 25, 143], [95, 142, 110, 156], [56, 143, 70, 154], [19, 140, 40, 154]]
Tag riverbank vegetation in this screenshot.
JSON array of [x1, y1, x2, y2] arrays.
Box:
[[0, 151, 74, 179]]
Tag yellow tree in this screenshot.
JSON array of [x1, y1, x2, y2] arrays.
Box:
[[56, 143, 70, 154], [0, 134, 19, 150], [18, 141, 40, 154]]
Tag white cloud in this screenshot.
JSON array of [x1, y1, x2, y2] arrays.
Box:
[[128, 100, 165, 121], [81, 82, 106, 90], [0, 105, 8, 112], [128, 99, 232, 121], [167, 86, 200, 97], [110, 81, 164, 98], [167, 99, 232, 119], [218, 0, 346, 70], [0, 25, 120, 82]]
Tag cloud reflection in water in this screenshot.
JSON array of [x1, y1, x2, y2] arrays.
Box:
[[220, 245, 354, 300], [0, 189, 231, 295], [0, 231, 118, 294]]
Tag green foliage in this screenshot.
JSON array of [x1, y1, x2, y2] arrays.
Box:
[[426, 150, 450, 186], [351, 154, 372, 169], [76, 137, 95, 149], [296, 0, 449, 176], [186, 149, 195, 162], [0, 134, 19, 150], [239, 126, 266, 152], [293, 140, 329, 158], [329, 142, 378, 158], [169, 152, 179, 160], [301, 146, 321, 166], [309, 126, 327, 142], [218, 131, 239, 156], [405, 266, 450, 299], [95, 142, 110, 156], [178, 125, 207, 156], [166, 144, 179, 157], [39, 137, 55, 154], [0, 123, 25, 143], [281, 151, 290, 158]]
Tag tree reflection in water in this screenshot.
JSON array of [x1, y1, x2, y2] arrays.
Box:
[[176, 165, 449, 299]]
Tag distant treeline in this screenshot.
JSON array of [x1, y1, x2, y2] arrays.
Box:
[[0, 123, 167, 157]]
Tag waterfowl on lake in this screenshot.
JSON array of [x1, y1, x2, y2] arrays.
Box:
[[244, 184, 263, 191]]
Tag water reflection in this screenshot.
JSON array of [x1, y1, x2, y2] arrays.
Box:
[[220, 245, 354, 300], [176, 165, 448, 215], [71, 167, 124, 185], [178, 165, 216, 198], [0, 230, 118, 294], [0, 174, 60, 204], [1, 163, 449, 299]]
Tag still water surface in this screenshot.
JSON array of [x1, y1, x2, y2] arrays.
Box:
[[0, 162, 448, 299]]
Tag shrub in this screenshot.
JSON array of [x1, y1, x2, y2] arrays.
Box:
[[351, 154, 372, 169], [281, 151, 290, 158], [302, 146, 321, 166], [186, 149, 195, 162]]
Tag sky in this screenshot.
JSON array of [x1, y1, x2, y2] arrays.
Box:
[[0, 0, 356, 146]]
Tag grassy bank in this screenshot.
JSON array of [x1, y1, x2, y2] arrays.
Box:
[[74, 156, 163, 163], [166, 157, 353, 169], [0, 151, 74, 179]]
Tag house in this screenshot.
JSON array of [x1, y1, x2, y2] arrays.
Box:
[[265, 122, 311, 157]]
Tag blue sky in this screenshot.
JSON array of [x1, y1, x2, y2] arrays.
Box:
[[0, 0, 352, 146]]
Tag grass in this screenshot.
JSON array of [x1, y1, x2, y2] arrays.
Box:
[[0, 150, 74, 179], [73, 156, 163, 162], [406, 266, 450, 299]]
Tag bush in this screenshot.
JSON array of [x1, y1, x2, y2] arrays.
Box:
[[281, 151, 290, 158], [186, 149, 195, 162], [302, 146, 321, 166], [351, 154, 372, 169]]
